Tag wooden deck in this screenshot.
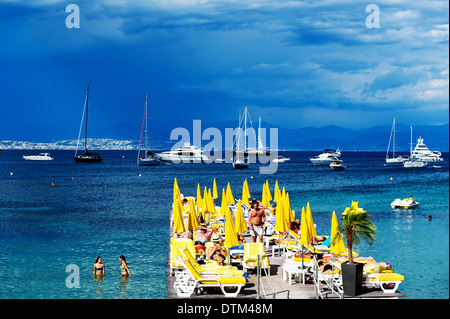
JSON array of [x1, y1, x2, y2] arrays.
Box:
[[167, 229, 406, 300]]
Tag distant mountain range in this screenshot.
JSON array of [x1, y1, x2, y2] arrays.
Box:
[[1, 122, 448, 152]]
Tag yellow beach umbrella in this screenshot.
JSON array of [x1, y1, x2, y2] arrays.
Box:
[[284, 193, 295, 223], [220, 189, 228, 217], [265, 180, 272, 201], [235, 200, 248, 234], [172, 197, 186, 234], [226, 183, 235, 205], [213, 179, 219, 199], [224, 204, 239, 248], [261, 183, 270, 206], [274, 199, 288, 233], [186, 198, 199, 231], [330, 211, 346, 255], [242, 179, 250, 204], [207, 189, 216, 214], [173, 178, 180, 199], [300, 207, 310, 247], [274, 180, 281, 202], [196, 184, 203, 211], [202, 186, 209, 213], [273, 199, 288, 257], [306, 202, 317, 238]]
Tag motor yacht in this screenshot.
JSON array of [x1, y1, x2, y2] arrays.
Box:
[[23, 153, 54, 161], [272, 155, 290, 163], [156, 142, 208, 162], [310, 148, 341, 166], [411, 137, 444, 162]]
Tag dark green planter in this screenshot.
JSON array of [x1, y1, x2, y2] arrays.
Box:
[[341, 262, 364, 297]]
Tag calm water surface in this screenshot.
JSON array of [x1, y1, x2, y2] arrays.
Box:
[[0, 150, 448, 299]]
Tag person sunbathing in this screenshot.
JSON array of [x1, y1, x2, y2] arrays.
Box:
[[206, 235, 227, 265], [194, 226, 216, 245]]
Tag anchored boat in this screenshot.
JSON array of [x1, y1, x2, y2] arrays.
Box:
[[137, 94, 161, 166], [74, 86, 103, 163]]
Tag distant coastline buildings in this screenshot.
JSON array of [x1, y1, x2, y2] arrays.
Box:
[[0, 139, 139, 150]]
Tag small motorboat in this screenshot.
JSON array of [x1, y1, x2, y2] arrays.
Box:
[[390, 198, 420, 209], [272, 156, 290, 163], [330, 160, 346, 170]]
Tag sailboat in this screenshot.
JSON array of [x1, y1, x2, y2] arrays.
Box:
[[385, 117, 407, 164], [246, 117, 271, 156], [137, 94, 160, 166], [233, 106, 249, 169], [75, 86, 103, 163], [403, 126, 428, 168]]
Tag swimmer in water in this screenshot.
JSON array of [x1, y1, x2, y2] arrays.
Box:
[[93, 256, 105, 277], [119, 255, 131, 278]]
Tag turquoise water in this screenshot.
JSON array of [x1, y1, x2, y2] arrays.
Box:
[[0, 150, 448, 299]]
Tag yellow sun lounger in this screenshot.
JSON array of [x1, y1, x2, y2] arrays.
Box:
[[174, 258, 246, 297], [365, 273, 405, 294], [242, 243, 270, 275], [179, 247, 244, 277], [169, 238, 196, 275]]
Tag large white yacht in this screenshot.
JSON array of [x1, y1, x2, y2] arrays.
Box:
[[310, 148, 341, 166], [23, 153, 54, 161], [156, 142, 208, 162], [411, 137, 444, 162]]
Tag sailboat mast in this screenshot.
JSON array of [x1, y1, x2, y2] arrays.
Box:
[[410, 125, 413, 157], [258, 117, 261, 153], [85, 85, 89, 152], [244, 105, 247, 152], [145, 93, 148, 156], [393, 117, 395, 158]]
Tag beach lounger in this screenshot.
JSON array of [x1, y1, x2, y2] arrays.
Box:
[[173, 258, 246, 298], [364, 273, 405, 294], [169, 238, 196, 275], [241, 242, 270, 275], [179, 247, 244, 277]]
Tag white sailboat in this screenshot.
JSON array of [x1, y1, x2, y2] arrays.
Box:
[[246, 117, 271, 156], [386, 117, 407, 164], [233, 106, 249, 169], [137, 94, 160, 166], [404, 126, 428, 168], [75, 86, 103, 163]]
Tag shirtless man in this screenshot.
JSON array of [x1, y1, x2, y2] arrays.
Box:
[[194, 226, 213, 245], [248, 199, 266, 243]]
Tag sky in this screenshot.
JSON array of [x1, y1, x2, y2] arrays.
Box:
[[0, 0, 448, 142]]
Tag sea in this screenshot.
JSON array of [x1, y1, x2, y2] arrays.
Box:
[[0, 150, 448, 299]]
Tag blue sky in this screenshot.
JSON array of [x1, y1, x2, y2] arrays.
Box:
[[0, 0, 448, 141]]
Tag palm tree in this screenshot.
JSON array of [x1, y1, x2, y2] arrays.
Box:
[[338, 202, 376, 264]]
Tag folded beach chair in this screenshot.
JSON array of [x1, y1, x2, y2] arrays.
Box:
[[169, 238, 196, 275], [179, 247, 244, 277], [364, 273, 405, 294], [315, 261, 344, 295], [242, 242, 270, 275], [173, 258, 246, 297]]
